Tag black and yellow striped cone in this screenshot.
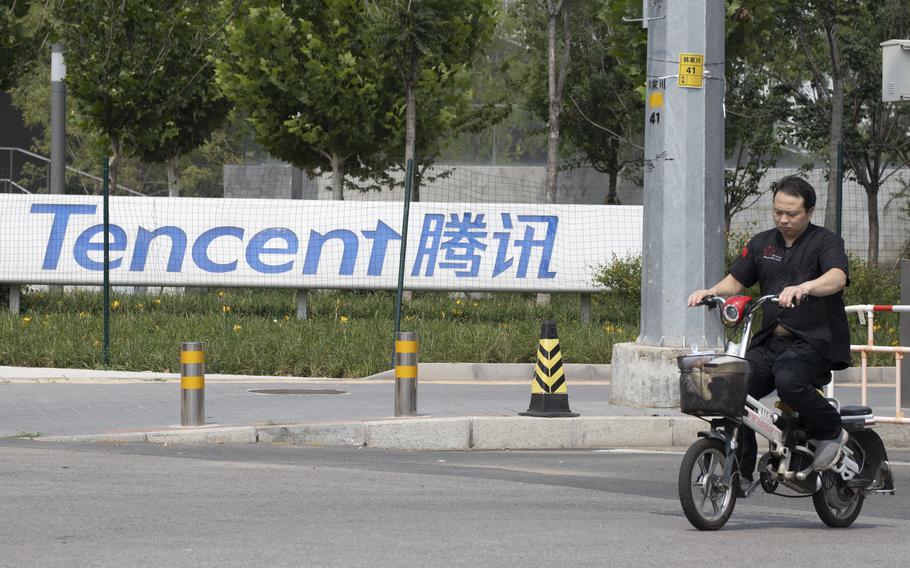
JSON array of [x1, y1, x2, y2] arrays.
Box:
[[520, 320, 579, 418]]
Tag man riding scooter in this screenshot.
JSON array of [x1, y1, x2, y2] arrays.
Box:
[[687, 175, 851, 492]]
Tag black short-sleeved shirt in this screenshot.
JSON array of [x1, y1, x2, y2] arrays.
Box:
[[728, 223, 851, 370]]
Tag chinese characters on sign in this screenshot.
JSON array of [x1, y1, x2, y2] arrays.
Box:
[[677, 53, 704, 88], [412, 212, 557, 279]]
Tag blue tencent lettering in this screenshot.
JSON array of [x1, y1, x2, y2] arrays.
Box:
[[192, 226, 244, 273], [412, 212, 558, 279], [130, 227, 187, 272], [303, 229, 358, 275], [246, 228, 298, 274], [31, 203, 97, 269], [74, 224, 127, 270], [361, 220, 401, 276], [514, 215, 557, 278], [438, 212, 487, 277], [28, 203, 557, 279]]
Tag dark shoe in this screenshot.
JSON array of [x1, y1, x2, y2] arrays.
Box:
[[735, 477, 753, 498], [811, 430, 846, 471]]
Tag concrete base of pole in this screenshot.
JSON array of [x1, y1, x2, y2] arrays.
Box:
[[580, 293, 591, 324], [609, 342, 690, 408], [296, 289, 308, 320], [8, 286, 19, 314]]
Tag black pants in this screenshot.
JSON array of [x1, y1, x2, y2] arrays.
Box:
[[738, 335, 843, 480]]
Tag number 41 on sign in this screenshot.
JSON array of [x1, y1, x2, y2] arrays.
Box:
[[678, 53, 704, 88]]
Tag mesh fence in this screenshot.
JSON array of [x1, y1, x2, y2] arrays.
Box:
[[0, 162, 643, 294], [3, 156, 908, 300], [730, 167, 910, 265]]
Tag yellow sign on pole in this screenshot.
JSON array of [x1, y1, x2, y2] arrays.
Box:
[[678, 53, 704, 88]]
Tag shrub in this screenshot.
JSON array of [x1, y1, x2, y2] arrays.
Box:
[[593, 255, 642, 325]]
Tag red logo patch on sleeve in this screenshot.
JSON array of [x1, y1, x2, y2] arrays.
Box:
[[740, 246, 748, 258]]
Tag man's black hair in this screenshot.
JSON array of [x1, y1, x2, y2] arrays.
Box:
[[772, 175, 817, 210]]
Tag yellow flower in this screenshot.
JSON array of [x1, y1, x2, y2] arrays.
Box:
[[472, 302, 479, 307], [283, 314, 290, 321], [222, 305, 231, 313], [233, 324, 242, 332], [78, 311, 88, 318], [340, 316, 349, 323], [21, 316, 31, 325], [136, 303, 144, 310], [111, 300, 120, 310], [93, 340, 101, 347], [456, 299, 462, 305], [217, 290, 225, 298], [153, 298, 161, 305]]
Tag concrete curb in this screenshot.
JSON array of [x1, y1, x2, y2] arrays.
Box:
[[1, 363, 896, 384], [32, 416, 910, 449]]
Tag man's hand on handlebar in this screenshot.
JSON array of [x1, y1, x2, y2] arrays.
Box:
[[777, 284, 810, 308], [687, 290, 714, 307]]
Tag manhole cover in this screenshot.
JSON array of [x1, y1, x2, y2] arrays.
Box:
[[248, 389, 347, 395]]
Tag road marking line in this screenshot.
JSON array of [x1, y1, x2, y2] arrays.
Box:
[[594, 449, 685, 455]]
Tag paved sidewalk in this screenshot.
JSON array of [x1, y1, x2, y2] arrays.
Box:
[[1, 366, 907, 450]]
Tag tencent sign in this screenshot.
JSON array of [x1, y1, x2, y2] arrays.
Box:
[[0, 195, 642, 292]]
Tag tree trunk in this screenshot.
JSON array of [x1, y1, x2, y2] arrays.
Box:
[[330, 153, 344, 200], [866, 187, 879, 265], [545, 7, 560, 205], [109, 134, 121, 196], [167, 155, 180, 197], [405, 67, 419, 203], [824, 76, 844, 232], [823, 20, 845, 233], [604, 170, 620, 205]]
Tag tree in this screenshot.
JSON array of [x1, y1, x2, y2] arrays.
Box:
[[127, 2, 233, 197], [0, 0, 44, 91], [839, 0, 910, 264], [722, 1, 791, 233], [357, 60, 509, 199], [779, 0, 863, 232], [508, 0, 574, 204], [779, 0, 910, 263], [365, 0, 497, 201], [55, 0, 235, 196], [219, 0, 396, 200], [556, 1, 645, 205]]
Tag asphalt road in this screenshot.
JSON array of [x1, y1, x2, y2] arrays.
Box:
[[1, 440, 908, 567], [0, 381, 903, 437]]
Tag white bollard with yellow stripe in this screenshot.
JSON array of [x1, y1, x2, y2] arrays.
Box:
[[394, 332, 418, 416], [180, 342, 205, 426]]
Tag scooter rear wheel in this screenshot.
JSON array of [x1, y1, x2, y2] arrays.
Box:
[[678, 438, 737, 530]]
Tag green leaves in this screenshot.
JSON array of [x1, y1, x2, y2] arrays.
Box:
[[56, 0, 231, 177], [218, 0, 397, 180]]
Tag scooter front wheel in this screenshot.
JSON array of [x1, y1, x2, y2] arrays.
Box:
[[678, 438, 737, 530]]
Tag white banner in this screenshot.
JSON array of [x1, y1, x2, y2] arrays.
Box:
[[0, 195, 642, 292]]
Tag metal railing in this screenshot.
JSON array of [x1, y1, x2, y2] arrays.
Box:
[[829, 304, 910, 424], [0, 147, 147, 196]]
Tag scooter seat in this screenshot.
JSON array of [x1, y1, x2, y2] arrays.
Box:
[[840, 405, 873, 417]]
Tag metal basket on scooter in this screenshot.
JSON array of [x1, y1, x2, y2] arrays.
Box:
[[677, 354, 751, 417]]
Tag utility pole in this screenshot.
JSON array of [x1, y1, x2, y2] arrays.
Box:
[[50, 44, 66, 195], [611, 0, 725, 407]]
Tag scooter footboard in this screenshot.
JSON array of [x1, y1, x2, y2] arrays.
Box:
[[849, 430, 895, 492]]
